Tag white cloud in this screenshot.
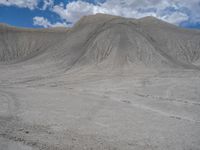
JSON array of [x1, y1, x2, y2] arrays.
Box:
[[162, 12, 189, 25], [52, 1, 105, 23], [33, 16, 68, 28], [42, 0, 54, 10], [0, 0, 38, 9], [51, 0, 200, 25], [1, 0, 199, 26]]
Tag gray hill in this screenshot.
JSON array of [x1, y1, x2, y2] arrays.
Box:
[[0, 14, 200, 70]]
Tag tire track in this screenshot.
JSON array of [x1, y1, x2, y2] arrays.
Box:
[[134, 92, 200, 106]]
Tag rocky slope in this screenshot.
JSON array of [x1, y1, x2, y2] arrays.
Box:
[[0, 14, 200, 70]]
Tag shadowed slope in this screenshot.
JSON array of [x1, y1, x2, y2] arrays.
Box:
[[138, 17, 200, 66]]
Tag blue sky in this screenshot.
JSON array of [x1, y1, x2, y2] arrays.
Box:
[[0, 0, 200, 29]]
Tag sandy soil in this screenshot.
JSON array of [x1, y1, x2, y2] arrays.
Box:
[[0, 67, 200, 150]]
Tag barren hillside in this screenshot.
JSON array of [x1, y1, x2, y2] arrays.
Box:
[[1, 14, 200, 70]]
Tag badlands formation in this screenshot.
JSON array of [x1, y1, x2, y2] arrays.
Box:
[[0, 14, 200, 150]]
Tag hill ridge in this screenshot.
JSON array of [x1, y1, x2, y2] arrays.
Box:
[[0, 14, 200, 71]]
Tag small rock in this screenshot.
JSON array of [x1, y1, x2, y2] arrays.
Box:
[[25, 131, 29, 134]]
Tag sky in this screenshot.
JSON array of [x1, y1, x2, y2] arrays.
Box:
[[0, 0, 200, 29]]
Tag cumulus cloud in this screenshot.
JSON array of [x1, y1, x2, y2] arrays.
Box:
[[33, 16, 68, 28], [51, 0, 200, 25], [0, 0, 54, 10], [52, 1, 110, 23], [0, 0, 38, 9]]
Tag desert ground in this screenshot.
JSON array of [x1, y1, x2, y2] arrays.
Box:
[[0, 14, 200, 150]]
